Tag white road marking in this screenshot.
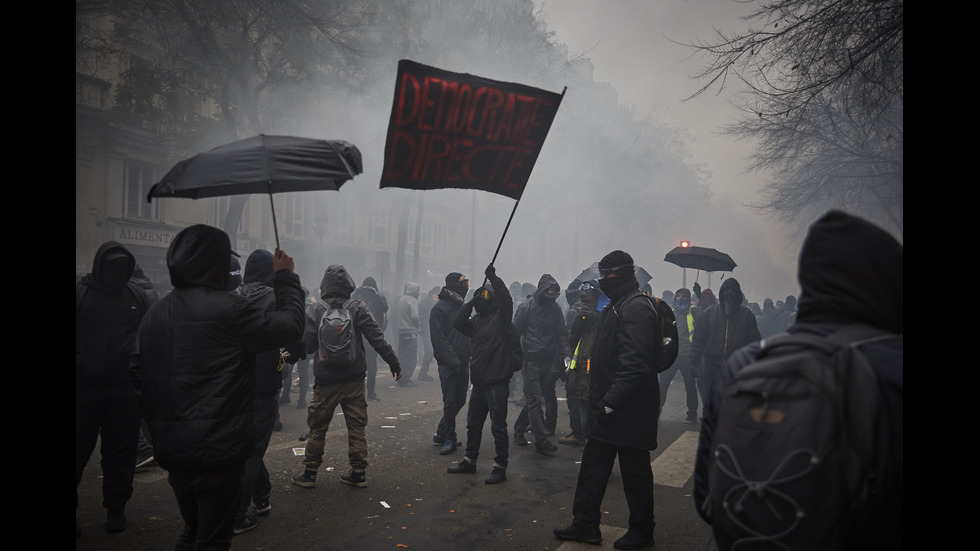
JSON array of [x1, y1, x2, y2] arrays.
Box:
[[653, 430, 699, 488]]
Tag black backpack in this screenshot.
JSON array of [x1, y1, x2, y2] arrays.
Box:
[[620, 294, 678, 373], [705, 325, 896, 551]]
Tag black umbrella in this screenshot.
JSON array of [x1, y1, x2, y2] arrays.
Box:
[[663, 246, 736, 273], [575, 262, 653, 285], [147, 134, 363, 247]]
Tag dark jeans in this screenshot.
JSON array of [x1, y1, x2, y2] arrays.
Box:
[[696, 356, 723, 417], [464, 382, 510, 469], [514, 359, 550, 443], [236, 392, 277, 523], [169, 463, 244, 551], [398, 333, 419, 380], [659, 352, 698, 416], [567, 396, 589, 440], [572, 438, 655, 535], [75, 394, 140, 512], [436, 363, 470, 443], [543, 367, 561, 433], [281, 359, 310, 403]]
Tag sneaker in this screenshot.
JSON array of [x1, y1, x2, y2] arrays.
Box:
[[398, 379, 417, 387], [684, 412, 697, 424], [254, 498, 271, 515], [484, 467, 506, 485], [279, 395, 291, 405], [535, 440, 558, 456], [558, 434, 584, 445], [368, 392, 380, 401], [613, 531, 655, 550], [447, 459, 477, 474], [432, 434, 447, 445], [292, 468, 317, 488], [106, 509, 127, 533], [299, 431, 309, 441], [233, 514, 258, 535], [135, 454, 157, 469], [341, 469, 367, 487], [553, 523, 602, 545], [273, 420, 283, 432], [514, 433, 531, 447], [439, 439, 457, 455]]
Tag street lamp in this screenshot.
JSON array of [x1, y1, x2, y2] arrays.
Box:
[[680, 241, 689, 288]]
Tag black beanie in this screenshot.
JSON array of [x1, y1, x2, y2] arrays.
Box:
[[446, 272, 467, 295], [598, 250, 635, 276]]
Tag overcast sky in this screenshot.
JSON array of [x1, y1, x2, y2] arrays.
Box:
[[532, 0, 802, 300]]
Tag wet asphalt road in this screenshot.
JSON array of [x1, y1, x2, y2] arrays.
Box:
[[76, 371, 715, 551]]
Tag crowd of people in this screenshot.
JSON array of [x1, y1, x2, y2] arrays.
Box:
[[76, 210, 902, 550]]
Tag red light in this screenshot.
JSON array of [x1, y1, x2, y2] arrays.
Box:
[[680, 241, 690, 247]]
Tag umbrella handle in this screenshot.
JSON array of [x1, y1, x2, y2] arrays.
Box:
[[269, 193, 281, 249]]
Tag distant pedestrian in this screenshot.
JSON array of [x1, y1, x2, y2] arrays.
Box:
[[659, 288, 700, 424], [418, 285, 440, 382], [351, 277, 389, 401], [397, 282, 422, 386]]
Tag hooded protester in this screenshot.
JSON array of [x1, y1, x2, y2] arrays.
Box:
[[76, 241, 149, 535], [430, 272, 472, 455], [559, 280, 604, 445], [693, 210, 903, 550], [135, 225, 305, 550], [554, 250, 661, 550], [513, 273, 569, 455], [448, 265, 521, 484], [292, 265, 401, 490], [659, 288, 701, 424], [231, 249, 299, 533], [757, 297, 782, 338], [351, 276, 389, 401], [397, 281, 422, 386], [689, 277, 761, 418]]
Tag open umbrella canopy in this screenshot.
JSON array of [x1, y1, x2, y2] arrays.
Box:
[[664, 246, 736, 273], [575, 262, 653, 285], [147, 134, 363, 201]]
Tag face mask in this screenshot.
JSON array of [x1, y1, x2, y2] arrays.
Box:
[[674, 298, 690, 311]]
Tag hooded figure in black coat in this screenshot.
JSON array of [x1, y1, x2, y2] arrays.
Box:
[[76, 241, 149, 533], [692, 210, 903, 550], [555, 251, 660, 550], [135, 225, 305, 550]]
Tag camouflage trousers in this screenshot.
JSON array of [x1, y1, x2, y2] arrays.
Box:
[[303, 379, 369, 470]]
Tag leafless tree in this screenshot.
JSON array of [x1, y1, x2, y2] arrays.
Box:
[[687, 0, 903, 234]]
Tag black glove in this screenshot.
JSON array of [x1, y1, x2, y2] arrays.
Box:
[[693, 282, 702, 297], [485, 264, 496, 279]]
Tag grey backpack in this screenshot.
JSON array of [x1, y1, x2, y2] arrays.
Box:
[[317, 299, 357, 368]]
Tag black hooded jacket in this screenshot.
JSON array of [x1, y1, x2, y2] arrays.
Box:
[[692, 211, 903, 547], [455, 273, 519, 385], [236, 249, 291, 395], [304, 265, 400, 386], [513, 274, 569, 362], [689, 278, 761, 366], [76, 241, 149, 404], [135, 225, 305, 471], [429, 286, 470, 368]]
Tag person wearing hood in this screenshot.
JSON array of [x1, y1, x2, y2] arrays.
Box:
[[559, 280, 604, 446], [429, 273, 472, 455], [554, 251, 661, 550], [659, 288, 701, 424], [396, 281, 422, 387], [448, 265, 521, 484], [134, 225, 305, 551], [757, 297, 782, 338], [689, 277, 761, 420], [230, 249, 300, 534], [292, 265, 401, 490], [351, 277, 389, 401], [76, 241, 150, 535], [513, 274, 569, 455], [693, 210, 903, 549]]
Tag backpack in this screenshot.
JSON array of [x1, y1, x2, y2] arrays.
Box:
[[621, 294, 678, 373], [316, 299, 358, 368], [705, 325, 895, 551]]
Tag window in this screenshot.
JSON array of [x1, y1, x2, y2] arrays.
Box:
[[370, 208, 392, 247], [123, 161, 159, 220]]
